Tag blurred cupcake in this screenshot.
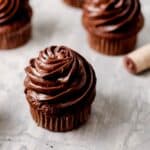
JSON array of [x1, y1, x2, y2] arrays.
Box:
[[24, 46, 96, 132], [0, 0, 32, 49], [82, 0, 144, 55], [64, 0, 84, 8]]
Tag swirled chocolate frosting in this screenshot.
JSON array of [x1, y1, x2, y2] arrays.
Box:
[[83, 0, 144, 38], [0, 0, 31, 24], [24, 46, 96, 113]]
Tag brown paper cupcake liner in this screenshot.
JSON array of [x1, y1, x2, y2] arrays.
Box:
[[30, 104, 91, 132], [0, 22, 32, 49], [64, 0, 83, 8], [88, 33, 137, 55]]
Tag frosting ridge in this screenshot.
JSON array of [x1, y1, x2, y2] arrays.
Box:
[[0, 0, 20, 24]]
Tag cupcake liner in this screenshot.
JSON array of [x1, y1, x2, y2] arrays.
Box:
[[88, 33, 137, 55], [30, 104, 91, 132], [0, 22, 32, 49], [64, 0, 83, 8]]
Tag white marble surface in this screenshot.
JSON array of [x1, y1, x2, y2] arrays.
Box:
[[0, 0, 150, 150]]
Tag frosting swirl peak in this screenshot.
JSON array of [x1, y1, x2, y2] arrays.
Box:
[[24, 46, 96, 113]]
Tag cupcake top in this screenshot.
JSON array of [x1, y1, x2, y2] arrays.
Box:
[[0, 0, 32, 25], [83, 0, 144, 38], [24, 46, 96, 114]]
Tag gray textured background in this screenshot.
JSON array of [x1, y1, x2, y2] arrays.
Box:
[[0, 0, 150, 150]]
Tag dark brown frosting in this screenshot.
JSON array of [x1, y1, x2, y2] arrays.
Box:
[[0, 0, 20, 24], [0, 0, 32, 25], [83, 0, 144, 38], [24, 46, 96, 114]]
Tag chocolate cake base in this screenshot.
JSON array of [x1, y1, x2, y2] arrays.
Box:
[[0, 21, 32, 49], [88, 33, 137, 56], [30, 104, 91, 132]]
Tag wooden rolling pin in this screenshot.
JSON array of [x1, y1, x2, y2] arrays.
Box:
[[124, 44, 150, 74]]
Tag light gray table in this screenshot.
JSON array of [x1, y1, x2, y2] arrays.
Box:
[[0, 0, 150, 150]]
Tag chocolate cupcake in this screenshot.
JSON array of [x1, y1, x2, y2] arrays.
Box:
[[24, 46, 96, 132], [82, 0, 144, 55], [64, 0, 84, 8], [0, 0, 32, 49]]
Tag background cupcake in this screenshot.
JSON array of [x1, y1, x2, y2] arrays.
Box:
[[64, 0, 84, 8], [82, 0, 144, 55], [24, 45, 96, 132], [0, 0, 32, 49]]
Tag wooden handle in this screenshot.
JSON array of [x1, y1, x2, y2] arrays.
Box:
[[124, 44, 150, 74]]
